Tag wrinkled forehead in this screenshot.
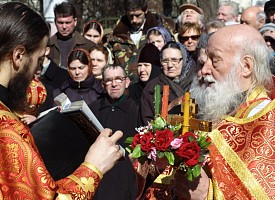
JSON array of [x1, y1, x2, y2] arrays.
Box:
[[206, 31, 230, 53]]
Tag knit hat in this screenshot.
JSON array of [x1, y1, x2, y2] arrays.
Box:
[[259, 23, 275, 34], [138, 43, 161, 66], [264, 0, 275, 15]]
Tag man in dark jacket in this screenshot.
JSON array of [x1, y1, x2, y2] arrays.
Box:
[[40, 46, 70, 90], [90, 65, 138, 200], [108, 0, 165, 83], [48, 2, 94, 69]]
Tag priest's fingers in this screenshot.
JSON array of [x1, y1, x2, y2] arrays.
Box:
[[109, 130, 123, 143], [84, 128, 123, 174], [99, 128, 113, 137]]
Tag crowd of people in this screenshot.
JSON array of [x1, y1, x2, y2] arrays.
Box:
[[0, 0, 275, 199]]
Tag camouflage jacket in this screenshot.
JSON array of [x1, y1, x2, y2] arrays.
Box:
[[108, 11, 163, 83]]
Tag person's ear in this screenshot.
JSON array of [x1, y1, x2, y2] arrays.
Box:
[[240, 55, 253, 78], [12, 45, 26, 71], [125, 77, 131, 88], [259, 18, 265, 28], [45, 47, 50, 56]]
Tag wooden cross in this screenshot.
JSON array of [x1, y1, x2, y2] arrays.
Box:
[[167, 92, 212, 134]]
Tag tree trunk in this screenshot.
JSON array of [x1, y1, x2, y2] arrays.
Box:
[[196, 0, 219, 23]]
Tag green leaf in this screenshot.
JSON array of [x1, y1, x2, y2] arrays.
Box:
[[201, 141, 211, 149], [152, 116, 167, 130], [192, 165, 201, 178], [125, 146, 132, 153], [157, 151, 165, 158], [188, 135, 195, 142], [186, 169, 194, 181], [164, 152, 175, 165], [124, 137, 133, 144], [132, 144, 142, 158], [199, 156, 204, 163], [173, 124, 182, 131]]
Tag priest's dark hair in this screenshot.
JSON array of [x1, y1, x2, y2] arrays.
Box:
[[0, 2, 49, 60]]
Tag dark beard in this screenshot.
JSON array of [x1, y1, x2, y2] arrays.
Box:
[[8, 65, 33, 113]]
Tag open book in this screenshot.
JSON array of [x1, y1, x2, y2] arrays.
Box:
[[60, 100, 103, 143], [32, 93, 103, 144], [32, 93, 125, 155]]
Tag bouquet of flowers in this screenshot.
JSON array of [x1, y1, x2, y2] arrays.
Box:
[[125, 115, 210, 181]]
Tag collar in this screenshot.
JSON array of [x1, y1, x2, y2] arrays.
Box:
[[130, 19, 146, 34], [99, 94, 130, 113]]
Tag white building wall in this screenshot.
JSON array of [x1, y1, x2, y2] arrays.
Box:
[[44, 0, 67, 22]]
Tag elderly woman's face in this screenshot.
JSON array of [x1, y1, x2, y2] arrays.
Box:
[[161, 48, 183, 79]]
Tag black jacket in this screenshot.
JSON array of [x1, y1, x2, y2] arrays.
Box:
[[89, 94, 138, 200], [54, 75, 103, 105], [40, 59, 70, 90]]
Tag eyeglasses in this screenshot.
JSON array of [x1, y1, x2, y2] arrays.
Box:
[[103, 77, 127, 85], [161, 58, 183, 66], [179, 35, 200, 43]]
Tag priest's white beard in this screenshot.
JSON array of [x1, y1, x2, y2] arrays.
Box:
[[190, 63, 244, 121]]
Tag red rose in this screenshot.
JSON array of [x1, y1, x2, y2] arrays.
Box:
[[176, 141, 200, 167], [179, 132, 198, 143], [132, 134, 141, 149], [140, 132, 154, 152], [154, 129, 174, 151]]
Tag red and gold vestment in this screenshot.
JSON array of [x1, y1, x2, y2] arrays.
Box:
[[0, 101, 102, 199], [208, 87, 275, 199]]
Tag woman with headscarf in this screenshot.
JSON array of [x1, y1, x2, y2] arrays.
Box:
[[146, 26, 173, 51], [129, 43, 162, 107], [54, 48, 103, 105], [82, 20, 104, 44], [139, 41, 197, 125]]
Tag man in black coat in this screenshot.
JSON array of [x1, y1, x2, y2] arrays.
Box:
[[90, 65, 138, 200]]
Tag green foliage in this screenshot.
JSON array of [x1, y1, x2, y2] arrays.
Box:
[[164, 151, 175, 165], [132, 144, 143, 158], [151, 116, 167, 131], [124, 137, 133, 144], [186, 165, 201, 181]]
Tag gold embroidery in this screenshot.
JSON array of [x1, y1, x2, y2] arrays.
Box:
[[82, 162, 103, 179], [0, 143, 19, 174], [209, 129, 269, 199], [212, 179, 225, 200]]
